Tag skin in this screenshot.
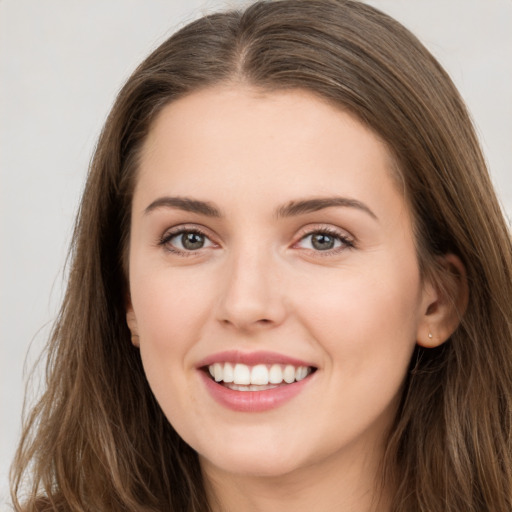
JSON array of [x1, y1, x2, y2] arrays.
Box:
[[126, 86, 454, 512]]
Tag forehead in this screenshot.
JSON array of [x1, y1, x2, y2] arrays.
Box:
[[134, 85, 406, 220], [142, 85, 393, 155]]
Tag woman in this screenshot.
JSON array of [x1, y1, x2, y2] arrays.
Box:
[[11, 1, 512, 511]]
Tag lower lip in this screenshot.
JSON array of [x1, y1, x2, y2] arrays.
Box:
[[199, 371, 313, 412]]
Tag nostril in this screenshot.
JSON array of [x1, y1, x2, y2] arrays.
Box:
[[220, 318, 273, 328]]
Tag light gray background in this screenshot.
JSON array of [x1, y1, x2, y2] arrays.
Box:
[[1, 0, 511, 506]]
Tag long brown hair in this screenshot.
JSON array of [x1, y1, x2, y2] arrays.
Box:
[[11, 1, 512, 510]]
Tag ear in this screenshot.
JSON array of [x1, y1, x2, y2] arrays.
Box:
[[416, 254, 469, 348], [126, 301, 140, 348]]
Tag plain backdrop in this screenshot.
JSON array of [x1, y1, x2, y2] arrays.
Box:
[[1, 0, 511, 506]]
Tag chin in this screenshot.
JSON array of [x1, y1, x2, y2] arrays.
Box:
[[197, 437, 308, 479]]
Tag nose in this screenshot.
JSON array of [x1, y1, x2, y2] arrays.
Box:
[[215, 247, 287, 332]]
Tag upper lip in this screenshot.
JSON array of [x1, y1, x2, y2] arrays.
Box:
[[197, 350, 316, 368]]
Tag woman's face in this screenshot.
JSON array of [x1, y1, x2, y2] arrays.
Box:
[[127, 86, 433, 479]]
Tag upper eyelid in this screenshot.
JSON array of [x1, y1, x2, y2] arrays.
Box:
[[294, 223, 354, 240], [161, 223, 214, 238]]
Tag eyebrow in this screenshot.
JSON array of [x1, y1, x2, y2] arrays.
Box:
[[275, 197, 378, 221], [144, 196, 221, 217], [144, 195, 377, 221]]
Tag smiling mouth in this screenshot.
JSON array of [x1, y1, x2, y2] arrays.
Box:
[[204, 362, 316, 391]]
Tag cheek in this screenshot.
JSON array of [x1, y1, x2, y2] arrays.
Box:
[[129, 268, 216, 405], [295, 256, 422, 378], [130, 266, 215, 344], [290, 265, 421, 444]]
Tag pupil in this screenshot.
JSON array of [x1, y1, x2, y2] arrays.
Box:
[[182, 232, 204, 250], [312, 233, 334, 250]]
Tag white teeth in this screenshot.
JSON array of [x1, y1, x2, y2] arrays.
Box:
[[283, 365, 295, 383], [251, 364, 269, 385], [295, 366, 308, 381], [213, 362, 223, 382], [269, 364, 283, 384], [223, 362, 234, 383], [233, 363, 251, 385], [207, 362, 312, 386]]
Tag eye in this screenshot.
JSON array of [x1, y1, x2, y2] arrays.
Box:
[[160, 228, 216, 254], [296, 229, 354, 252]]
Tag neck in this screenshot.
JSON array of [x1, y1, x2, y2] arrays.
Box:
[[201, 443, 392, 512]]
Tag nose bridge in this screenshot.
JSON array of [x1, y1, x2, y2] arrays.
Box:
[[216, 241, 286, 330]]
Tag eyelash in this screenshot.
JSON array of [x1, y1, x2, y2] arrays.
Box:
[[158, 226, 355, 257], [158, 226, 213, 257], [294, 227, 355, 255]]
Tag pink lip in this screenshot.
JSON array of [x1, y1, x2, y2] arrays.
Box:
[[199, 370, 315, 412], [197, 350, 317, 413], [197, 350, 314, 368]]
